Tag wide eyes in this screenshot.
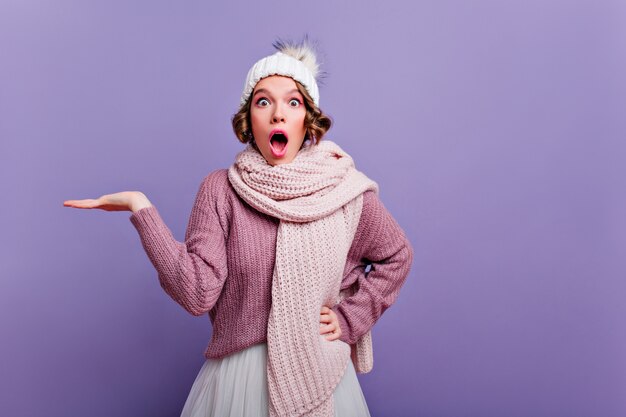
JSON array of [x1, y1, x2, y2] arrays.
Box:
[[255, 97, 302, 108]]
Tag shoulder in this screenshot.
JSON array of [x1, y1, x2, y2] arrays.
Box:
[[193, 169, 236, 217], [359, 189, 386, 224], [197, 168, 240, 201], [200, 169, 230, 192], [355, 189, 410, 246], [361, 189, 378, 209]]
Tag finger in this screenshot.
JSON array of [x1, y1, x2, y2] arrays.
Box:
[[63, 199, 99, 208], [325, 330, 340, 341], [319, 323, 335, 334], [319, 314, 331, 323], [321, 306, 330, 312]]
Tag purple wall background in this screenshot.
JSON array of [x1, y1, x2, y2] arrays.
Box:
[[1, 1, 625, 416]]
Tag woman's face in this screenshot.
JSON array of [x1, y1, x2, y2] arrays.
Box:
[[250, 75, 307, 166]]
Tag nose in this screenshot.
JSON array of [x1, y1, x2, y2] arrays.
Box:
[[271, 105, 286, 123]]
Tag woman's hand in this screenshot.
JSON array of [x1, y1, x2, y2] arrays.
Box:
[[320, 306, 342, 341], [63, 191, 152, 213]]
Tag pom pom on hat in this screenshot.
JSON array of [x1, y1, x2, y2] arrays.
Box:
[[272, 38, 320, 80], [240, 36, 322, 107]]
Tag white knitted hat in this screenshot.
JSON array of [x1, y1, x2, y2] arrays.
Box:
[[240, 39, 321, 107]]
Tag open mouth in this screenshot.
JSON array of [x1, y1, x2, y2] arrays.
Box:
[[269, 130, 289, 157]]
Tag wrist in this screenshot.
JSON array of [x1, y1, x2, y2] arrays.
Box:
[[131, 193, 152, 213]]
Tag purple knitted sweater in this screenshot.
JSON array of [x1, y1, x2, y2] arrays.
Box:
[[129, 169, 413, 359]]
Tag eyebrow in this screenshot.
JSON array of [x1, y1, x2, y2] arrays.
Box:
[[252, 88, 301, 98]]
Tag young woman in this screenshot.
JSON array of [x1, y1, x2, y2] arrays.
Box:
[[64, 39, 413, 417]]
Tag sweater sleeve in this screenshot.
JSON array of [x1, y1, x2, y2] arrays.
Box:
[[129, 170, 230, 316], [331, 191, 414, 344]]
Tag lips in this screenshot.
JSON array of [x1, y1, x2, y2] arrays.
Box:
[[269, 129, 289, 158]]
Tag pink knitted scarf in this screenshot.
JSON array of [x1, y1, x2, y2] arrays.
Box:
[[228, 140, 378, 416]]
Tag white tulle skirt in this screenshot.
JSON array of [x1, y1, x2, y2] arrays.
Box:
[[180, 342, 371, 417]]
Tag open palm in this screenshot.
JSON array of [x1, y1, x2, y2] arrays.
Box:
[[63, 191, 150, 212]]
